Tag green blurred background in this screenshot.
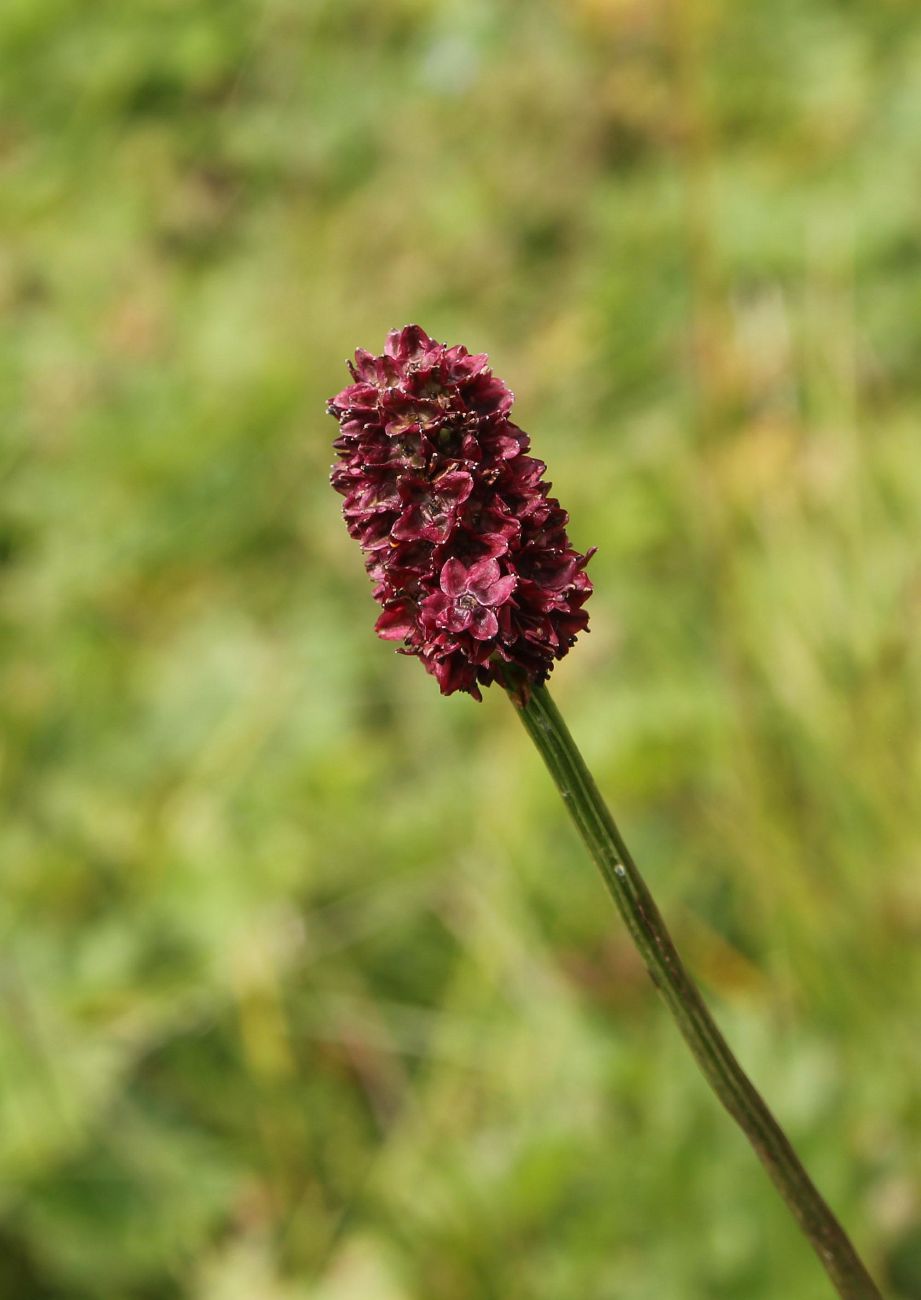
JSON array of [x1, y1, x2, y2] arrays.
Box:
[[2, 1, 920, 1296]]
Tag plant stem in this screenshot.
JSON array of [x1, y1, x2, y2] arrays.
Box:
[[502, 678, 883, 1300]]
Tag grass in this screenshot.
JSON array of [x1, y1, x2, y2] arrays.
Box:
[[1, 1, 919, 1296]]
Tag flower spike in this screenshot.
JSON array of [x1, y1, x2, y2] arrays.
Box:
[[328, 325, 594, 699]]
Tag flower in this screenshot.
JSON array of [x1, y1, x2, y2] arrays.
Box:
[[424, 558, 518, 641], [328, 325, 594, 699]]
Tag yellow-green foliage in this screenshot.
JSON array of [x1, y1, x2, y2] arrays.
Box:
[[1, 1, 919, 1296]]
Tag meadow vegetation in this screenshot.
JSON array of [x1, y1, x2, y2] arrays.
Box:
[[2, 1, 920, 1296]]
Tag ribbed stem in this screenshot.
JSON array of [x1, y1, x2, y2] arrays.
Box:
[[503, 678, 882, 1300]]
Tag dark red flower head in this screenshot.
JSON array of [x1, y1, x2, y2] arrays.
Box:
[[328, 325, 594, 700]]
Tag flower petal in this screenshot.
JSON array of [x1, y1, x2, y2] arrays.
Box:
[[393, 504, 453, 544], [375, 602, 415, 641], [385, 324, 435, 363], [441, 602, 473, 633], [470, 606, 499, 640], [481, 573, 517, 607], [440, 558, 470, 598], [435, 470, 474, 505], [465, 558, 501, 603]]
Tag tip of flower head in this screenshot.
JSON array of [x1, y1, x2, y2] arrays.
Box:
[[384, 325, 437, 365], [328, 326, 594, 699]]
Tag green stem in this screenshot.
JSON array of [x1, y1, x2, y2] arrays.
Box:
[[502, 677, 882, 1300]]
